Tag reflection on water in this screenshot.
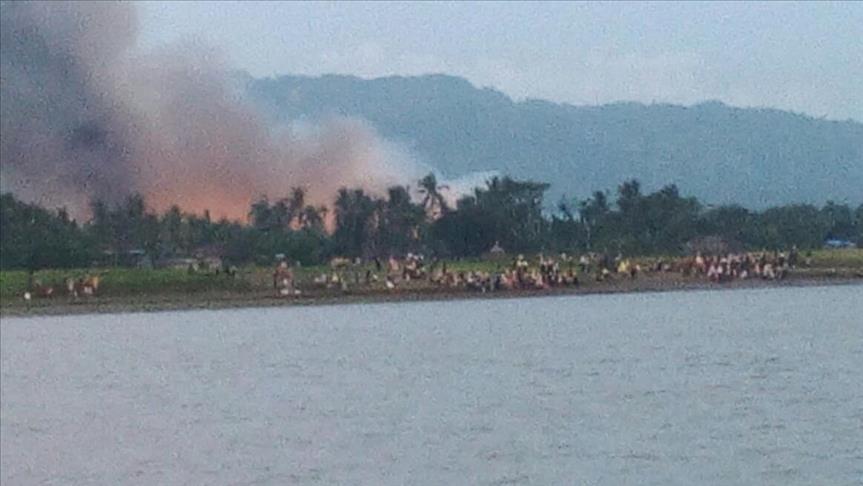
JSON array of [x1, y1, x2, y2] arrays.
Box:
[[2, 285, 862, 485]]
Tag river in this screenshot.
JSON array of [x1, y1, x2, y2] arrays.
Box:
[[2, 285, 861, 485]]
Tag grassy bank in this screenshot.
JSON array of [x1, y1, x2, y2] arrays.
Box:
[[2, 249, 861, 317]]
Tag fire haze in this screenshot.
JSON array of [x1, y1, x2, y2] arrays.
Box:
[[0, 1, 430, 221]]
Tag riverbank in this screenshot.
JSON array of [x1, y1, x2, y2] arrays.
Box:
[[2, 270, 860, 318]]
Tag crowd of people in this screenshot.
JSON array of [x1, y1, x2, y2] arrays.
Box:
[[427, 254, 582, 293], [23, 274, 101, 301], [291, 253, 588, 296], [678, 248, 799, 282], [278, 247, 802, 297], [20, 248, 805, 302]]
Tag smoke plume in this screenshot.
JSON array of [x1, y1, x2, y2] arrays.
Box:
[[0, 1, 427, 221]]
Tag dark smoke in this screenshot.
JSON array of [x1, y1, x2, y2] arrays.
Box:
[[0, 1, 426, 221], [1, 1, 140, 212]]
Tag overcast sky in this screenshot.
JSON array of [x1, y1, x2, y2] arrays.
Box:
[[138, 1, 862, 121]]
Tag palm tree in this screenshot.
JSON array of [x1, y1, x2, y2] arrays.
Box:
[[89, 198, 113, 251], [379, 185, 425, 254], [617, 179, 642, 214], [333, 187, 377, 257], [248, 196, 272, 231], [287, 186, 306, 227], [271, 199, 290, 230], [579, 191, 609, 251], [558, 196, 576, 222], [299, 205, 327, 232], [418, 173, 449, 218], [334, 188, 351, 232], [161, 205, 183, 254]]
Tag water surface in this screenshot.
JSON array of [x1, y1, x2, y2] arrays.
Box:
[[2, 285, 862, 485]]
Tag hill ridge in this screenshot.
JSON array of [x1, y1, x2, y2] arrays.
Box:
[[242, 72, 863, 208]]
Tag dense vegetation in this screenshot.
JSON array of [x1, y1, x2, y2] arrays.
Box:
[[2, 174, 861, 271], [245, 73, 863, 208]]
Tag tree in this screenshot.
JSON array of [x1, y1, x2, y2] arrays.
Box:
[[550, 195, 581, 251], [418, 173, 449, 218], [430, 195, 496, 256], [160, 205, 184, 256], [298, 205, 327, 232], [333, 188, 378, 257], [4, 173, 857, 271], [271, 198, 291, 230], [756, 204, 828, 249], [578, 190, 610, 251], [248, 196, 273, 231], [820, 201, 855, 240], [701, 205, 754, 244], [430, 176, 550, 255], [638, 184, 701, 253], [377, 185, 426, 255], [856, 204, 863, 246], [287, 187, 306, 226], [617, 179, 642, 215], [0, 193, 94, 271]]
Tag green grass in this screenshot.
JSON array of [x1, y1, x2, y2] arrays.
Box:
[[806, 248, 863, 268], [0, 271, 30, 299], [0, 267, 250, 300]]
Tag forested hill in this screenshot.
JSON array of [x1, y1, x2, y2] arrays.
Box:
[[243, 73, 863, 208]]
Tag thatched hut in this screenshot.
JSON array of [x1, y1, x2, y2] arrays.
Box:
[[483, 241, 507, 261]]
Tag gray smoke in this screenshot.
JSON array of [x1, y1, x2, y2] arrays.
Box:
[[0, 1, 425, 220], [1, 1, 140, 212]]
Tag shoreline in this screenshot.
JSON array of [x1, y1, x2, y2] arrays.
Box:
[[2, 273, 861, 318]]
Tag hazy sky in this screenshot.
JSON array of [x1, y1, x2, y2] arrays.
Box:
[[138, 1, 862, 121]]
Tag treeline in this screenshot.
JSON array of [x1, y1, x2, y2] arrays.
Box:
[[2, 175, 861, 270]]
